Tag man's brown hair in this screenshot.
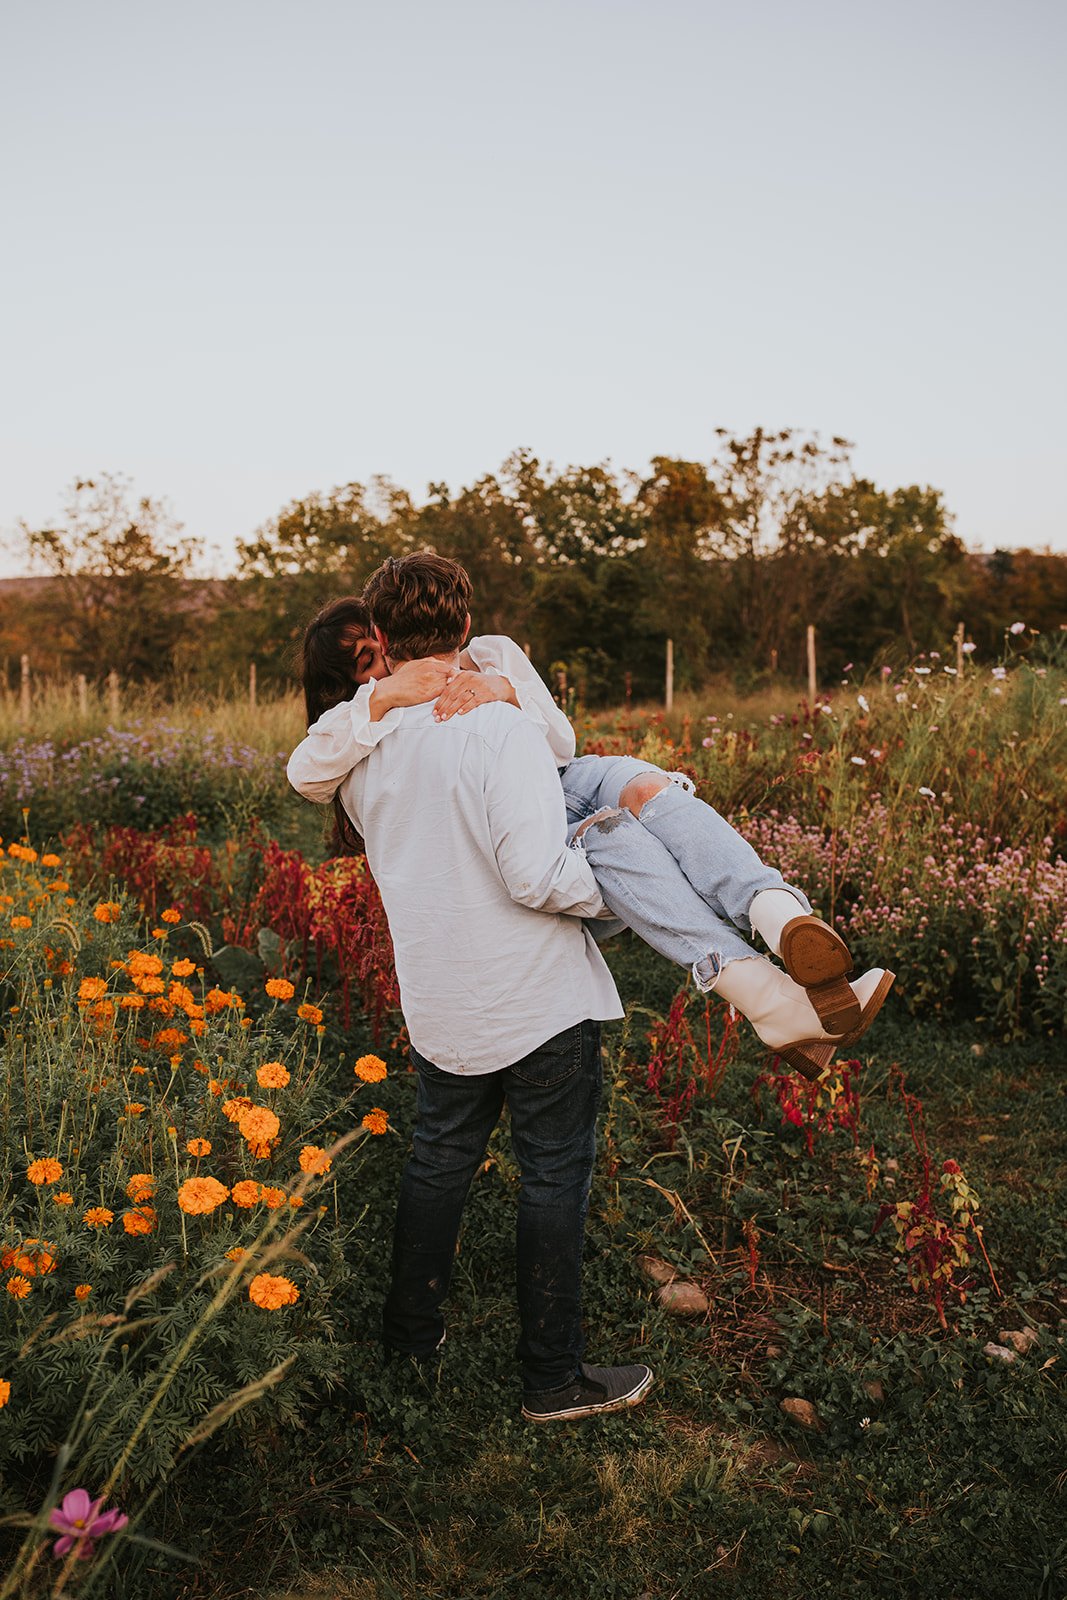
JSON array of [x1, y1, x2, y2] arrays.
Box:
[[362, 552, 473, 662]]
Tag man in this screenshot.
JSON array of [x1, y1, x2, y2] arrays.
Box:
[[336, 551, 653, 1422]]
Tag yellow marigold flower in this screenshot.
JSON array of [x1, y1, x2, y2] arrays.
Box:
[[354, 1054, 388, 1084], [186, 1138, 211, 1157], [237, 1105, 280, 1145], [93, 901, 122, 924], [160, 908, 181, 924], [6, 1275, 32, 1299], [122, 1206, 156, 1236], [224, 1247, 246, 1262], [9, 915, 32, 931], [0, 1377, 10, 1407], [126, 1173, 155, 1201], [256, 1062, 290, 1089], [298, 1144, 331, 1176], [52, 1191, 74, 1206], [297, 1002, 324, 1026], [172, 958, 196, 977], [26, 1158, 63, 1186], [177, 1176, 229, 1215], [124, 1103, 146, 1116], [265, 977, 295, 1002], [83, 1207, 114, 1229], [362, 1108, 389, 1136], [74, 1284, 92, 1301], [41, 853, 61, 868], [78, 977, 108, 1002], [260, 1185, 286, 1210], [221, 1096, 253, 1122], [248, 1272, 300, 1310], [230, 1179, 261, 1208]]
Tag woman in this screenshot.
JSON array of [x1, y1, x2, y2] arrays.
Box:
[[287, 595, 893, 1080]]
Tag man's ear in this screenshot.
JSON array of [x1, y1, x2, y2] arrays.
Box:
[[373, 625, 388, 654], [461, 613, 471, 646]]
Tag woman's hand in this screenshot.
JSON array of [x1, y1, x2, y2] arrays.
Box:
[[371, 658, 459, 720], [433, 670, 513, 722]]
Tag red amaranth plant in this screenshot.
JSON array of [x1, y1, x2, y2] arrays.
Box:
[[644, 989, 739, 1143], [751, 1056, 863, 1156]]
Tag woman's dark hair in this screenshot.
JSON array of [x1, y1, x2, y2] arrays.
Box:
[[298, 595, 371, 856]]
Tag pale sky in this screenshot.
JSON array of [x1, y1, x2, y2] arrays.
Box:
[[1, 0, 1064, 576]]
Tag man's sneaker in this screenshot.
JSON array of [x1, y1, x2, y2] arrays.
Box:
[[521, 1361, 654, 1422]]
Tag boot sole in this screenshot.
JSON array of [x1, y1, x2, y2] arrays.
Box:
[[522, 1370, 654, 1422], [777, 970, 897, 1084], [780, 916, 860, 1034]]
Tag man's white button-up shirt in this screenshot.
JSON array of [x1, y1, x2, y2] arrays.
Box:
[[339, 698, 622, 1075]]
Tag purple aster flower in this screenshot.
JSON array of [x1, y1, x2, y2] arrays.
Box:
[[49, 1487, 129, 1560]]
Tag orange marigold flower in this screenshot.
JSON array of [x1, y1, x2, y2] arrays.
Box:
[[26, 1158, 63, 1186], [83, 1207, 114, 1229], [41, 853, 61, 868], [6, 1275, 32, 1299], [171, 958, 196, 977], [22, 1241, 56, 1276], [124, 1102, 146, 1116], [0, 1378, 10, 1406], [186, 1138, 211, 1157], [222, 1096, 253, 1123], [119, 994, 146, 1011], [248, 1139, 276, 1160], [130, 1064, 147, 1076], [7, 843, 37, 861], [260, 1185, 287, 1209], [168, 981, 196, 1010], [10, 915, 32, 931], [74, 1284, 92, 1301], [78, 977, 108, 1003], [297, 1002, 324, 1025], [237, 1105, 280, 1145], [135, 975, 165, 996], [265, 977, 295, 1002], [354, 1054, 388, 1084], [190, 1018, 206, 1036], [93, 901, 122, 924], [224, 1247, 246, 1262], [256, 1061, 290, 1089], [177, 1177, 229, 1215], [230, 1179, 261, 1208], [160, 908, 182, 924], [248, 1272, 300, 1310], [205, 987, 235, 1014], [362, 1108, 389, 1136], [122, 1206, 156, 1236], [298, 1144, 331, 1176], [52, 1191, 74, 1206], [127, 950, 164, 977], [126, 1173, 155, 1202], [151, 928, 167, 939], [289, 1194, 304, 1208]]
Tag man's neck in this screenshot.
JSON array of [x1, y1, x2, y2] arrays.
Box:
[[387, 650, 461, 672]]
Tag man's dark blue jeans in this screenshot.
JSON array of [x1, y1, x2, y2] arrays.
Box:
[[382, 1019, 602, 1394]]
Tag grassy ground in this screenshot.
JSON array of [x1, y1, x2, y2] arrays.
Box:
[[163, 938, 1065, 1600]]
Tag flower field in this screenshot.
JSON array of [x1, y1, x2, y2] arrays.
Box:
[[0, 647, 1064, 1599]]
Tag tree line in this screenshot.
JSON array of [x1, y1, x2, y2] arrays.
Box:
[[5, 431, 1065, 704]]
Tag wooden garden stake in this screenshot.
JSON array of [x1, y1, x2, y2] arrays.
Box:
[[806, 624, 817, 705], [665, 638, 674, 712]]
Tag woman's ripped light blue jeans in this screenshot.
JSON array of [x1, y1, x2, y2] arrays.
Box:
[[559, 754, 811, 991]]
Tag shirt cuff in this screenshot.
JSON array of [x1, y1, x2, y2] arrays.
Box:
[[354, 680, 403, 743]]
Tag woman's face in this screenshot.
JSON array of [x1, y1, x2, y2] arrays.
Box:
[[349, 632, 388, 686]]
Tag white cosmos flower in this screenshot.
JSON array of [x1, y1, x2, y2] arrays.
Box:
[[914, 666, 932, 676], [918, 786, 936, 798], [962, 641, 977, 654], [851, 756, 867, 766]]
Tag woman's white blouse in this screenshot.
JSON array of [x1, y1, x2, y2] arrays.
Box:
[[285, 635, 575, 804]]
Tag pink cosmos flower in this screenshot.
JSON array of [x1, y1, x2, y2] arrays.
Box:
[[49, 1488, 128, 1560]]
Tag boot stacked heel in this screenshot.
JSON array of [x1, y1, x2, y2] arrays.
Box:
[[776, 970, 897, 1084], [779, 916, 860, 1034]]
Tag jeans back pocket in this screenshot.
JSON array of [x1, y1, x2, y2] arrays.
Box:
[[509, 1023, 584, 1087]]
